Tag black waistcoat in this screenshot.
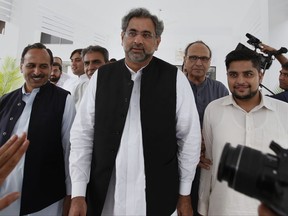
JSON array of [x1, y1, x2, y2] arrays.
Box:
[[86, 57, 179, 215], [0, 82, 69, 215]]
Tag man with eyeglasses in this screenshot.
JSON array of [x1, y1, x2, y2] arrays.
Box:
[[69, 7, 201, 216], [183, 40, 229, 215]]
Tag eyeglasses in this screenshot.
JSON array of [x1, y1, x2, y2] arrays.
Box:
[[187, 55, 210, 63], [124, 30, 155, 39]]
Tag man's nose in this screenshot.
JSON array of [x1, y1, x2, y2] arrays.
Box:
[[33, 66, 41, 75], [133, 34, 144, 44]]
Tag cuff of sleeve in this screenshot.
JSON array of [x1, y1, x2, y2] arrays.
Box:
[[179, 181, 192, 196], [71, 182, 87, 198]]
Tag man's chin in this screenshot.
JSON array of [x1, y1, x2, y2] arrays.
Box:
[[50, 78, 59, 82]]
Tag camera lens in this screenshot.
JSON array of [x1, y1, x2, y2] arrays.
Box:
[[217, 143, 244, 188], [217, 142, 288, 216], [217, 143, 278, 198]]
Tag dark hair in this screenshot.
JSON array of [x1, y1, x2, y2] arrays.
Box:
[[53, 56, 63, 64], [121, 8, 164, 37], [109, 58, 117, 62], [282, 62, 288, 70], [184, 40, 212, 58], [21, 43, 53, 65], [81, 45, 109, 63], [70, 48, 83, 59], [52, 62, 62, 72], [225, 49, 262, 71]]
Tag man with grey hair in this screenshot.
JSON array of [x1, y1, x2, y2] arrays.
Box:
[[73, 45, 109, 109], [69, 8, 201, 216], [182, 40, 229, 215]]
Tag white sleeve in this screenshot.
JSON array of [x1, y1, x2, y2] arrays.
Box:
[[61, 93, 76, 195], [176, 69, 201, 195], [69, 71, 98, 198], [198, 104, 213, 215]]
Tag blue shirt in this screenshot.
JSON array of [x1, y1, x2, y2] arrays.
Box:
[[189, 77, 229, 127]]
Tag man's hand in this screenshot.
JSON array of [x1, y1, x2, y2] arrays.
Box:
[[63, 195, 71, 216], [177, 195, 193, 216], [260, 43, 277, 54], [68, 196, 87, 216], [198, 137, 212, 170], [258, 203, 277, 216], [0, 133, 30, 210]]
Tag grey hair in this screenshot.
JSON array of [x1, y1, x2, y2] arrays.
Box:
[[81, 45, 109, 63], [121, 8, 164, 37]]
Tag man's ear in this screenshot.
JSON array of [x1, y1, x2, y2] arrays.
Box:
[[121, 32, 125, 46], [20, 64, 23, 73], [155, 36, 161, 51], [259, 70, 264, 83]]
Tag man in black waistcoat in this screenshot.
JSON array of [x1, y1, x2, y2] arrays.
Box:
[[69, 8, 201, 216], [0, 43, 76, 215]]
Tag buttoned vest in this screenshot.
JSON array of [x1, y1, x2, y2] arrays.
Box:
[[86, 57, 179, 215], [0, 82, 68, 214]]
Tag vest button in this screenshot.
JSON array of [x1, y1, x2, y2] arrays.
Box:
[[17, 102, 21, 106], [3, 132, 7, 136], [9, 117, 14, 121]]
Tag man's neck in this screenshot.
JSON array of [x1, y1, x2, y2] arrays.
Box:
[[188, 75, 205, 85], [125, 57, 152, 73], [233, 91, 262, 112]]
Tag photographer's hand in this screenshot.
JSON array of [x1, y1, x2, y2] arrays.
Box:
[[260, 43, 277, 54], [260, 43, 288, 65]]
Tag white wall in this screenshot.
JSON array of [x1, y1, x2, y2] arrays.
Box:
[[1, 0, 288, 90]]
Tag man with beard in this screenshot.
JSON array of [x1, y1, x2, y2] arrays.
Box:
[[0, 43, 76, 215], [52, 56, 74, 89], [69, 7, 201, 216], [49, 62, 62, 85], [198, 49, 288, 216]]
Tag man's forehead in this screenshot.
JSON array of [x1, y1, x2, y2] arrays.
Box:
[[84, 52, 104, 61], [23, 49, 50, 63], [127, 17, 155, 31], [281, 68, 288, 73]]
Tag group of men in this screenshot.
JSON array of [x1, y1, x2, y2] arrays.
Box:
[[0, 7, 286, 216]]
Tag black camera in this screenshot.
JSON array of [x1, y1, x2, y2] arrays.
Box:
[[235, 33, 273, 70], [217, 141, 288, 216], [236, 33, 288, 71]]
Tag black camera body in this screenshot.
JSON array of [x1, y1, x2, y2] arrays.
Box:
[[235, 33, 288, 71], [217, 141, 288, 216], [235, 42, 273, 70], [235, 33, 273, 70]]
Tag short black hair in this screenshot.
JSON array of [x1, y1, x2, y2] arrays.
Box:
[[21, 43, 53, 65], [70, 48, 83, 59], [282, 62, 288, 70], [225, 49, 262, 71], [52, 62, 62, 72]]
